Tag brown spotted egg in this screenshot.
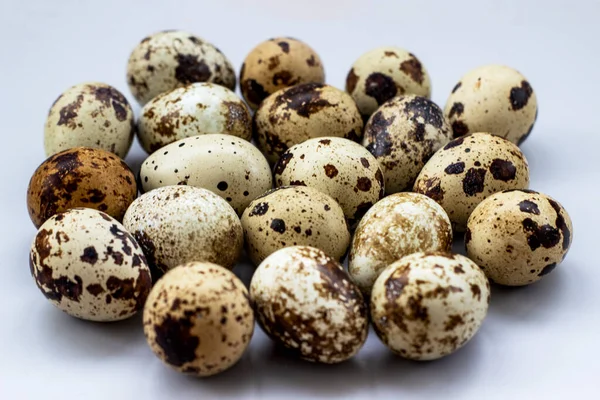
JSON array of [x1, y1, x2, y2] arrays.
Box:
[[273, 137, 384, 227], [349, 193, 452, 295], [127, 30, 236, 105], [144, 262, 254, 377], [466, 190, 573, 286], [241, 186, 350, 266], [254, 83, 363, 165], [30, 208, 151, 321], [444, 65, 538, 145], [240, 37, 325, 110], [44, 82, 135, 158], [250, 246, 368, 363], [363, 95, 451, 193], [413, 132, 530, 232], [371, 252, 490, 360]]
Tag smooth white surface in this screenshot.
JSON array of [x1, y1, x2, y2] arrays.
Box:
[[1, 0, 598, 398]]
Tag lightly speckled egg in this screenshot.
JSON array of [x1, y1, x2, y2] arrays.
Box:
[[346, 47, 432, 118], [27, 147, 137, 228], [241, 186, 350, 266], [139, 134, 272, 215], [250, 246, 368, 363], [240, 37, 325, 110], [30, 208, 151, 322], [371, 252, 490, 361], [144, 262, 254, 377], [444, 65, 538, 145], [349, 193, 452, 295], [122, 186, 243, 278], [44, 82, 135, 158], [137, 83, 252, 153], [363, 95, 451, 194], [466, 189, 573, 286], [127, 30, 236, 105], [413, 132, 530, 232], [254, 83, 363, 165], [273, 137, 384, 227]]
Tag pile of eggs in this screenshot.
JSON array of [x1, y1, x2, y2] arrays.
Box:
[[27, 30, 573, 377]]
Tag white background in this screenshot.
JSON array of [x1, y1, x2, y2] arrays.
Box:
[[1, 0, 598, 398]]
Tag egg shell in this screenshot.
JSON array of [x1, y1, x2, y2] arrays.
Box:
[[144, 262, 254, 377], [240, 37, 325, 110], [371, 252, 490, 360], [274, 137, 384, 227], [44, 82, 135, 158], [444, 65, 538, 145], [127, 31, 236, 105], [413, 132, 530, 232], [139, 134, 272, 215], [363, 95, 451, 193], [349, 193, 452, 295], [241, 186, 350, 265], [250, 246, 368, 363], [30, 208, 151, 321], [122, 186, 243, 277], [27, 147, 137, 228], [137, 83, 252, 153], [346, 47, 432, 118], [254, 83, 363, 165], [466, 189, 573, 286]]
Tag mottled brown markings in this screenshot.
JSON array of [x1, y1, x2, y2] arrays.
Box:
[[444, 314, 464, 331], [510, 80, 533, 111], [277, 41, 290, 53], [324, 164, 339, 178], [319, 139, 331, 145], [324, 204, 331, 211], [360, 158, 370, 168], [154, 110, 180, 138], [451, 120, 469, 138], [92, 86, 129, 122], [86, 283, 104, 296], [306, 54, 317, 66], [272, 83, 332, 118], [448, 102, 464, 119], [384, 51, 398, 57], [451, 82, 462, 93], [522, 218, 560, 251], [154, 314, 199, 367], [272, 71, 296, 86], [445, 162, 465, 175], [267, 55, 280, 70], [364, 112, 396, 157], [419, 177, 445, 202], [444, 136, 464, 150], [454, 265, 465, 274], [80, 246, 98, 264], [356, 177, 372, 192], [270, 218, 286, 233], [175, 54, 211, 84], [133, 230, 165, 280], [538, 263, 557, 276], [289, 180, 307, 186], [222, 101, 251, 133], [346, 68, 359, 94], [519, 200, 540, 215], [403, 96, 445, 129], [365, 73, 397, 105], [274, 152, 293, 175], [465, 227, 472, 245], [462, 168, 486, 196], [548, 199, 571, 251], [470, 284, 481, 301], [489, 159, 517, 181], [242, 78, 269, 107], [57, 95, 84, 128], [399, 56, 425, 84]]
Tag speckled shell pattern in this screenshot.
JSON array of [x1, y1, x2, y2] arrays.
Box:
[[137, 83, 252, 153], [274, 137, 384, 227], [30, 208, 152, 322], [346, 47, 432, 118], [240, 186, 350, 266], [44, 82, 135, 158], [27, 147, 138, 228], [143, 262, 254, 377], [127, 31, 236, 105], [254, 82, 363, 165], [413, 132, 530, 232], [466, 189, 573, 286], [140, 134, 272, 215], [444, 65, 538, 145], [363, 95, 452, 194], [240, 37, 325, 110], [371, 252, 490, 361], [250, 246, 368, 364], [349, 193, 453, 295], [122, 186, 243, 276]]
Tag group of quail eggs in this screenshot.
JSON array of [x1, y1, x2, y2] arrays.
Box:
[[27, 30, 573, 377]]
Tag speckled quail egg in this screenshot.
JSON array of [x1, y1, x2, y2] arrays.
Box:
[[241, 186, 350, 265], [144, 262, 254, 377], [346, 47, 432, 118], [363, 95, 451, 193], [240, 37, 325, 110], [127, 30, 236, 105], [44, 82, 135, 158], [254, 83, 363, 165], [444, 65, 538, 145], [250, 246, 368, 363], [349, 193, 452, 295], [371, 252, 490, 360], [273, 137, 384, 227], [27, 147, 137, 228], [139, 134, 272, 215], [137, 83, 252, 153], [466, 189, 573, 286], [413, 132, 530, 232], [122, 186, 243, 278], [30, 208, 151, 321]]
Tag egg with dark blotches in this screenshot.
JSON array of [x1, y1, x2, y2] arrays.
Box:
[[250, 246, 368, 364]]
